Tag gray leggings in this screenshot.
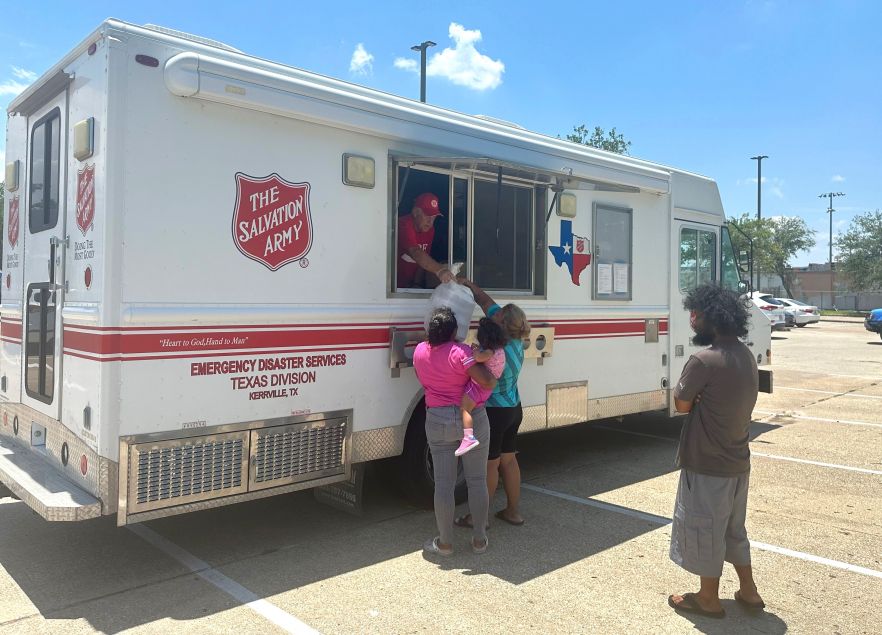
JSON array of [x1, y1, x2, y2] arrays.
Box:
[[425, 405, 490, 546]]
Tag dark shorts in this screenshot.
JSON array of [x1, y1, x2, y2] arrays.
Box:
[[486, 404, 523, 460]]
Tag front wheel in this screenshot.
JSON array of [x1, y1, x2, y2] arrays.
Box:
[[397, 403, 468, 508], [795, 323, 807, 328]]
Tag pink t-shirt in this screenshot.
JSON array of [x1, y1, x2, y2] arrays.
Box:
[[464, 348, 506, 407], [413, 341, 476, 408]]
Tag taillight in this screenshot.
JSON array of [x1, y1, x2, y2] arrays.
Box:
[[760, 305, 776, 311], [767, 349, 772, 364]]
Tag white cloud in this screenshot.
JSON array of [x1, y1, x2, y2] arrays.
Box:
[[0, 65, 36, 97], [398, 23, 504, 91], [394, 57, 418, 72], [0, 79, 29, 97], [832, 175, 845, 183], [349, 44, 374, 76], [11, 66, 36, 82]]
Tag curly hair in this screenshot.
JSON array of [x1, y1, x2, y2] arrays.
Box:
[[683, 283, 751, 338], [497, 303, 530, 340], [427, 307, 458, 346], [476, 317, 507, 350]]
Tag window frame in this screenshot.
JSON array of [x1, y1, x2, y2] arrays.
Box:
[[28, 106, 62, 234], [591, 203, 633, 301], [678, 226, 718, 294], [389, 158, 546, 298], [24, 282, 57, 404]]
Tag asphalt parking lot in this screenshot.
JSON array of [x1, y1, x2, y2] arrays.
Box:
[[0, 319, 879, 634]]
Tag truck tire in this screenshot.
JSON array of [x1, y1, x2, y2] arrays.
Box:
[[398, 401, 467, 508]]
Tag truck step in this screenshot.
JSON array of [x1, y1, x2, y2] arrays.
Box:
[[0, 437, 102, 521]]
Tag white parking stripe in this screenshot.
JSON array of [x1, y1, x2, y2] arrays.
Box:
[[593, 424, 882, 475], [754, 410, 882, 429], [523, 484, 882, 580], [128, 524, 320, 635], [776, 386, 882, 401]]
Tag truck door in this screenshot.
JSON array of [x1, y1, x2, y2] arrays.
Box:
[[669, 217, 719, 411], [21, 93, 67, 421]]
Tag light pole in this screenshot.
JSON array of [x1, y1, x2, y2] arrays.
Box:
[[818, 191, 844, 309], [750, 155, 767, 291], [410, 40, 436, 103]]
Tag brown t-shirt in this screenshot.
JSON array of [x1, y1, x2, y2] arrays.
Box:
[[674, 336, 759, 477]]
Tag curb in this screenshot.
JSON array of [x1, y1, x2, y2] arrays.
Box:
[[820, 317, 866, 324]]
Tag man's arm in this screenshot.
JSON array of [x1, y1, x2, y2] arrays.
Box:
[[673, 356, 709, 414], [459, 278, 495, 314], [466, 363, 497, 390], [674, 397, 694, 413], [406, 246, 453, 283]]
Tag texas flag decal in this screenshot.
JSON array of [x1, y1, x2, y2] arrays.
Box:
[[549, 220, 591, 285]]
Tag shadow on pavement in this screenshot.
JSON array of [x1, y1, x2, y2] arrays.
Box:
[[0, 411, 781, 631], [673, 603, 788, 634]]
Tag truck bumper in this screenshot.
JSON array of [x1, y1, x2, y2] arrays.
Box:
[[0, 436, 102, 521]]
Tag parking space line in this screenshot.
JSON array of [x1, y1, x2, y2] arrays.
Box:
[[128, 524, 320, 635], [753, 410, 882, 429], [522, 483, 882, 580], [776, 386, 882, 401], [593, 425, 882, 475]]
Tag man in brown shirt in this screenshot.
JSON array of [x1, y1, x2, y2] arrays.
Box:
[[668, 283, 766, 619]]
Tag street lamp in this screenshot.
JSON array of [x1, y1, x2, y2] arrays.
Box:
[[750, 155, 768, 220], [750, 155, 767, 291], [410, 40, 436, 103], [818, 191, 844, 309]]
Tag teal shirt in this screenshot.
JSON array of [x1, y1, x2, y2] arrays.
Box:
[[486, 304, 524, 408]]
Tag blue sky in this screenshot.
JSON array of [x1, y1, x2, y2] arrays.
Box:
[[3, 1, 879, 266]]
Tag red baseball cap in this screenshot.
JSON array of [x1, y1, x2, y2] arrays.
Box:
[[413, 192, 443, 217]]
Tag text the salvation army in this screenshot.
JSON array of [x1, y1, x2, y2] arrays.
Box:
[[238, 185, 305, 257]]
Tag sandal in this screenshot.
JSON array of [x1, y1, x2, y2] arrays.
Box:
[[734, 590, 765, 610], [668, 593, 725, 618], [472, 536, 488, 554], [423, 536, 453, 557]]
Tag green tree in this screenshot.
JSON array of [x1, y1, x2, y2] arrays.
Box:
[[728, 214, 816, 297], [562, 124, 632, 155], [837, 209, 882, 291]]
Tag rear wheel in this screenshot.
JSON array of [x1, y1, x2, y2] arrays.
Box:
[[398, 401, 468, 508]]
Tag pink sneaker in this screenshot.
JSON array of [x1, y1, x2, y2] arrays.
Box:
[[455, 435, 480, 457]]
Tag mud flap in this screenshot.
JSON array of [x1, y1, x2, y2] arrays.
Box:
[[758, 368, 773, 394]]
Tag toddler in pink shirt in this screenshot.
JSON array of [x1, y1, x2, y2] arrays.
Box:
[[455, 318, 508, 457]]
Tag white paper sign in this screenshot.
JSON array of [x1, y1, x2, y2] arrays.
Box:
[[597, 264, 613, 294], [614, 263, 630, 294]]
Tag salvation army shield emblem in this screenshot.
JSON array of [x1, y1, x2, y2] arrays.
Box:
[[76, 164, 95, 235], [7, 196, 19, 248], [232, 173, 313, 271]]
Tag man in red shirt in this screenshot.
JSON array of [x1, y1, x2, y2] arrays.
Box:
[[397, 192, 455, 288]]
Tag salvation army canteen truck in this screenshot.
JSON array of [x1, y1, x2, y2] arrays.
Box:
[[1, 20, 772, 524]]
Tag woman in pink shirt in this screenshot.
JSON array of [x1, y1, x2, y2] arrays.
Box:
[[413, 307, 497, 556]]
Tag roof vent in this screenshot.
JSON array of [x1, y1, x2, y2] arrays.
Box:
[[142, 24, 242, 53], [473, 114, 526, 130]]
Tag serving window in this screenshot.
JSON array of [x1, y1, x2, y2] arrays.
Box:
[[391, 160, 546, 296]]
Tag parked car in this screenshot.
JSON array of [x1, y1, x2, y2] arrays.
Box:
[[774, 298, 821, 327], [865, 308, 882, 340], [749, 292, 788, 330]]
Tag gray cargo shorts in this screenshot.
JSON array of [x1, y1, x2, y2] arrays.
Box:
[[669, 469, 751, 578]]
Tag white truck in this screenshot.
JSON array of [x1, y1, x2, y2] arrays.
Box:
[[1, 20, 771, 524]]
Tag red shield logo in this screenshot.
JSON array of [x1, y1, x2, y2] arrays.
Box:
[[575, 238, 585, 253], [7, 196, 19, 248], [232, 173, 313, 271], [76, 164, 96, 235]]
